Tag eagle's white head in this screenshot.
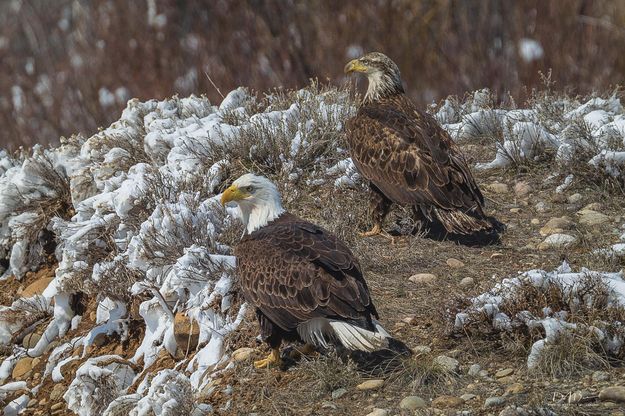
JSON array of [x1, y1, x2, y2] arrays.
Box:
[[220, 173, 285, 234], [344, 52, 404, 103]]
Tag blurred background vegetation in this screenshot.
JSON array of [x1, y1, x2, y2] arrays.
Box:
[[1, 0, 624, 149]]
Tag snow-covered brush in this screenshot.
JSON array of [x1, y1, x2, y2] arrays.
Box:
[[453, 263, 625, 375], [0, 147, 73, 279]]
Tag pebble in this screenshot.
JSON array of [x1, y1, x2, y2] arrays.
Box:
[[460, 393, 476, 401], [495, 368, 514, 378], [599, 386, 625, 402], [484, 396, 506, 408], [49, 384, 66, 401], [432, 395, 465, 409], [446, 258, 465, 268], [459, 277, 475, 288], [509, 208, 521, 213], [530, 218, 540, 225], [22, 332, 41, 349], [539, 217, 574, 236], [535, 201, 550, 213], [51, 403, 64, 411], [413, 345, 431, 354], [514, 181, 531, 197], [232, 347, 255, 362], [409, 273, 437, 284], [434, 355, 459, 372], [578, 210, 610, 226], [467, 363, 481, 376], [12, 357, 33, 380], [174, 312, 200, 352], [592, 370, 610, 382], [357, 379, 384, 391], [538, 233, 577, 250], [487, 182, 509, 194], [27, 399, 38, 408], [505, 383, 525, 394], [399, 395, 426, 410], [567, 193, 583, 204], [583, 202, 604, 211], [331, 388, 347, 400], [321, 401, 337, 410], [365, 409, 388, 416]]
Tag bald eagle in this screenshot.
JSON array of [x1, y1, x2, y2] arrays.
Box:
[[344, 52, 504, 245], [221, 173, 408, 368]]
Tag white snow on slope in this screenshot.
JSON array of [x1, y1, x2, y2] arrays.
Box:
[[0, 85, 355, 414]]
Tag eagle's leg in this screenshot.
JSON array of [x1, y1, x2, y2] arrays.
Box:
[[361, 184, 392, 237], [254, 347, 282, 369]]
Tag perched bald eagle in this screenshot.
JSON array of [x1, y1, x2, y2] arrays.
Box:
[[344, 52, 504, 245], [221, 173, 408, 368]]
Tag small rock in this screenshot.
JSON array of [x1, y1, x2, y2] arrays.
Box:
[[535, 201, 550, 213], [22, 332, 41, 349], [538, 233, 577, 250], [232, 347, 255, 362], [583, 202, 604, 211], [174, 312, 200, 353], [49, 384, 66, 401], [593, 371, 610, 382], [446, 258, 464, 268], [459, 277, 475, 288], [331, 388, 347, 400], [498, 376, 515, 384], [432, 395, 465, 409], [461, 393, 476, 401], [467, 363, 481, 376], [578, 210, 610, 226], [409, 273, 437, 284], [509, 208, 521, 214], [413, 345, 431, 354], [399, 395, 426, 410], [530, 218, 540, 225], [92, 332, 108, 347], [599, 386, 625, 402], [22, 276, 54, 297], [356, 379, 384, 391], [495, 368, 514, 378], [567, 193, 583, 204], [514, 181, 531, 197], [539, 216, 574, 236], [478, 369, 489, 378], [12, 357, 33, 380], [505, 383, 525, 395], [487, 182, 509, 194], [365, 409, 388, 416], [484, 396, 506, 408], [51, 403, 64, 411], [552, 193, 567, 203], [434, 355, 459, 372], [27, 399, 38, 408]]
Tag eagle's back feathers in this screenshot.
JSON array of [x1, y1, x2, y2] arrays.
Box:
[[347, 94, 501, 238]]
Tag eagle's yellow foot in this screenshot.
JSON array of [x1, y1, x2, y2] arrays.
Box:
[[254, 348, 281, 369]]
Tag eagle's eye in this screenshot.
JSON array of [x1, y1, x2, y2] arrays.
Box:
[[245, 185, 255, 193]]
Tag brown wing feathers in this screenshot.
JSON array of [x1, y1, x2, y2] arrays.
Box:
[[347, 94, 495, 234], [235, 213, 377, 333]]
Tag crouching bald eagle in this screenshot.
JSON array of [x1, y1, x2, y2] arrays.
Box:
[[221, 173, 409, 368], [344, 52, 504, 245]]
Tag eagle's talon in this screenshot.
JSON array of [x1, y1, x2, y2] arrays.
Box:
[[254, 348, 281, 369]]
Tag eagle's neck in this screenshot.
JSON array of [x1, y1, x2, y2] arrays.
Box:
[[364, 71, 404, 104], [240, 199, 286, 234]]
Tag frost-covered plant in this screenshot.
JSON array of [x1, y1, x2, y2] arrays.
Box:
[[454, 262, 625, 372]]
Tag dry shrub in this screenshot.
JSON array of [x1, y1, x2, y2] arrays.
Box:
[[298, 352, 360, 394], [385, 350, 456, 395]]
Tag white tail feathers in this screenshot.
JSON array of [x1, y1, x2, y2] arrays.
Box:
[[329, 320, 390, 352]]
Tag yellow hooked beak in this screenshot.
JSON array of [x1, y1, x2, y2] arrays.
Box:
[[220, 185, 248, 207], [344, 59, 368, 74]]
